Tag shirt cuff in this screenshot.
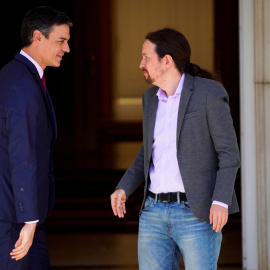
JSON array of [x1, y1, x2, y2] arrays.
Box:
[[25, 220, 39, 224], [212, 201, 228, 209]]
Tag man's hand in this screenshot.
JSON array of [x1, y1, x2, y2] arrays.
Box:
[[10, 223, 37, 260], [209, 204, 228, 232], [110, 188, 127, 218]]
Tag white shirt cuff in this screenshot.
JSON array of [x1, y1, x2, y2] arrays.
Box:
[[212, 201, 228, 209], [25, 220, 39, 224]]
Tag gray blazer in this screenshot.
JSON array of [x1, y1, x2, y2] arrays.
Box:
[[116, 73, 240, 222]]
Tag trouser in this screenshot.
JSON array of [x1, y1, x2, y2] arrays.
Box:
[[0, 221, 50, 270], [138, 196, 222, 270]]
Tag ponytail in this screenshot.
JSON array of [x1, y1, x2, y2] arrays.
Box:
[[187, 63, 222, 83]]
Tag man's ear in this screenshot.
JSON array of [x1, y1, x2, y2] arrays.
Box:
[[32, 30, 43, 44], [164, 54, 173, 68]]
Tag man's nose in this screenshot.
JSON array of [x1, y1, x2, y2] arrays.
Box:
[[63, 43, 70, 53], [139, 59, 145, 69]]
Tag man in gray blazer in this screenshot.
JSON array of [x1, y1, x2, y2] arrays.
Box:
[[110, 28, 240, 270]]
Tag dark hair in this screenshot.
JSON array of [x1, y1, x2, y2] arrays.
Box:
[[21, 6, 73, 47], [146, 28, 221, 82]]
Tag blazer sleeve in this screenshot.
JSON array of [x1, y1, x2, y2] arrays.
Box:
[[116, 93, 147, 198], [5, 78, 39, 223], [206, 81, 240, 206], [116, 143, 145, 198]]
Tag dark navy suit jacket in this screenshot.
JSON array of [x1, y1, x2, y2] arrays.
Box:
[[0, 53, 57, 224]]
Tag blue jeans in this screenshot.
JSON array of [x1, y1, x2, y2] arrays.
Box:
[[138, 196, 222, 270]]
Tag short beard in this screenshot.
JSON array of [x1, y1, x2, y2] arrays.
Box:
[[142, 69, 153, 84], [144, 77, 153, 84]]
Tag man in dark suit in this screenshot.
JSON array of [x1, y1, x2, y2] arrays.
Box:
[[0, 6, 72, 269], [110, 28, 240, 269]]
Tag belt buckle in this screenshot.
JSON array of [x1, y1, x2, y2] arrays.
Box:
[[159, 193, 170, 202]]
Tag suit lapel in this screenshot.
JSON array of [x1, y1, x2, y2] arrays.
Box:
[[32, 68, 58, 142], [45, 89, 58, 143], [147, 89, 159, 160], [15, 54, 57, 142], [176, 73, 194, 145]]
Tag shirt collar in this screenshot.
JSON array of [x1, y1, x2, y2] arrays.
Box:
[[157, 73, 186, 101], [20, 50, 44, 79]]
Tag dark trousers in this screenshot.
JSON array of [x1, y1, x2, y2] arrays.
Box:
[[0, 221, 50, 270]]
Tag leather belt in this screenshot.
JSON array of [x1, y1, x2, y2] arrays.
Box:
[[148, 190, 187, 203]]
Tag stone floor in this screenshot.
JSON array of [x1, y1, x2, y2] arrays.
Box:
[[48, 227, 242, 270]]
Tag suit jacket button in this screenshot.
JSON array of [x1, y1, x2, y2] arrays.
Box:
[[48, 173, 51, 177], [19, 202, 23, 212]]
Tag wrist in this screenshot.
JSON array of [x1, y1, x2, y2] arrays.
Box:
[[25, 222, 37, 228]]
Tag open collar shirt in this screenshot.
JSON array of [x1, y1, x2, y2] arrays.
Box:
[[148, 73, 227, 208]]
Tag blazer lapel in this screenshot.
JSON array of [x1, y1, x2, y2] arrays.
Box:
[[147, 89, 159, 160], [33, 71, 58, 141], [176, 73, 194, 145], [15, 54, 57, 142], [45, 89, 58, 143]]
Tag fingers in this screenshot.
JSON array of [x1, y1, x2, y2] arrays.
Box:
[[210, 211, 213, 225], [14, 238, 22, 249], [10, 241, 31, 260], [110, 189, 126, 218], [116, 197, 125, 218], [212, 212, 220, 232], [122, 201, 126, 214], [209, 205, 228, 232], [10, 223, 36, 261], [111, 193, 118, 216], [111, 192, 121, 216]]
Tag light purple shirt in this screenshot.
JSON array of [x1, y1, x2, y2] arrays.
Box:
[[148, 73, 227, 208], [149, 74, 185, 193]]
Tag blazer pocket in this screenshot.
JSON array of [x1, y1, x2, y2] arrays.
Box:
[[184, 110, 201, 120]]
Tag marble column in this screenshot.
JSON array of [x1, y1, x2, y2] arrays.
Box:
[[254, 0, 270, 268], [241, 0, 270, 269], [239, 0, 258, 268]]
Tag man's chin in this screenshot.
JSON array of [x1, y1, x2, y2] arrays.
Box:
[[143, 76, 152, 84], [144, 78, 153, 84], [50, 62, 61, 68]]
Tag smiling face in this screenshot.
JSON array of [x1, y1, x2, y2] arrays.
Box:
[[139, 39, 166, 85], [39, 24, 70, 69]]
